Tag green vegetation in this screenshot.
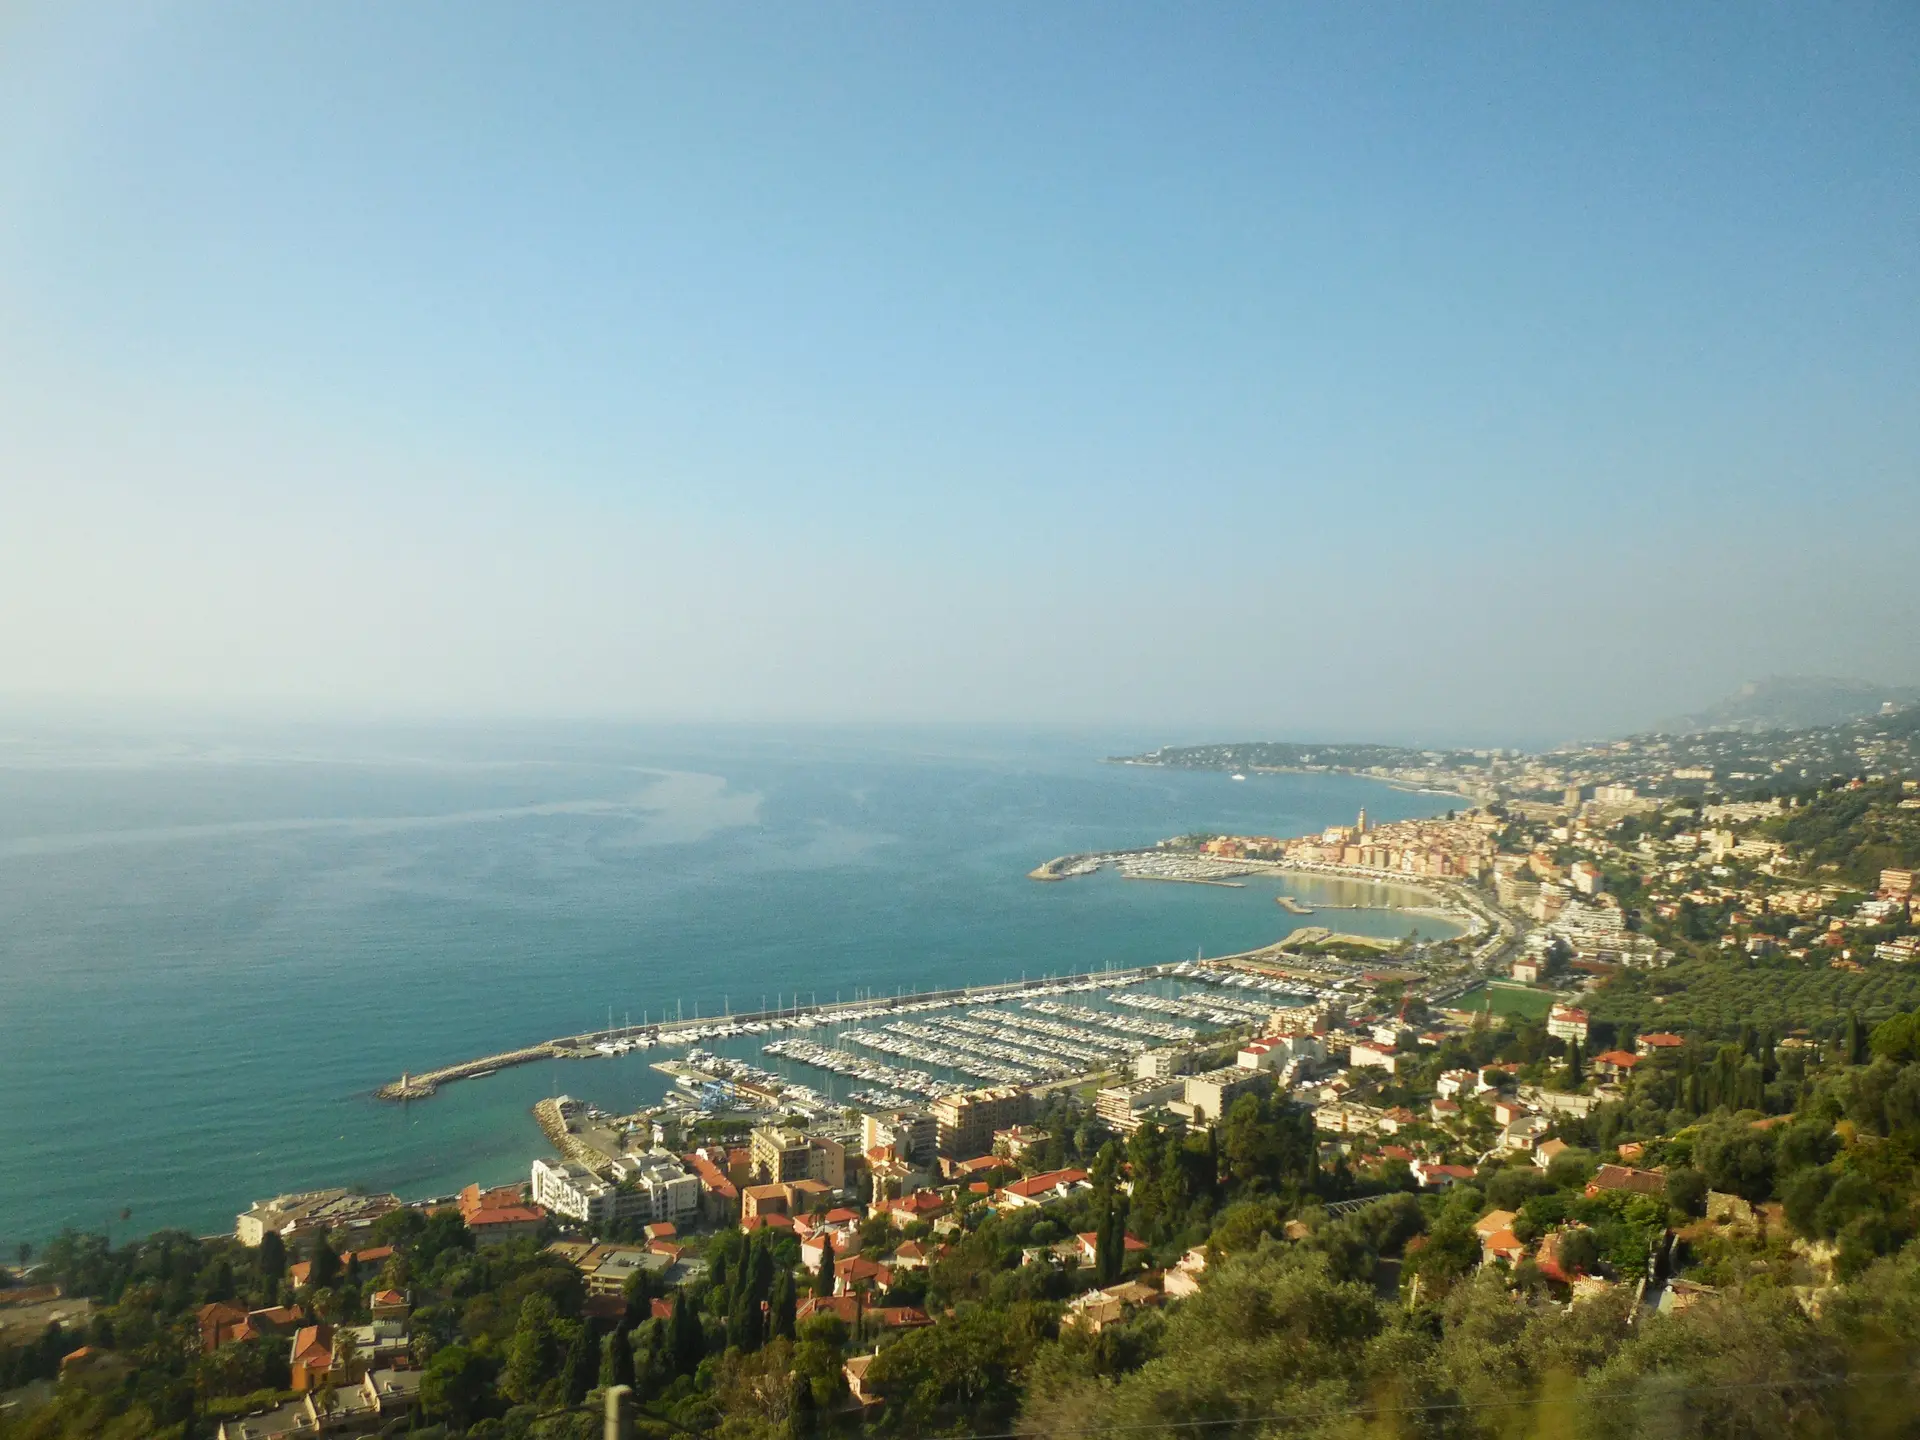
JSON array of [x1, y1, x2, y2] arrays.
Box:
[[1767, 779, 1920, 889]]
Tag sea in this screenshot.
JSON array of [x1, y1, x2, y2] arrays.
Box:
[[0, 721, 1462, 1249]]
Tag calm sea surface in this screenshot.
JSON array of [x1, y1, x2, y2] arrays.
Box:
[[0, 722, 1460, 1247]]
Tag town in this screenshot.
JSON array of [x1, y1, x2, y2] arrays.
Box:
[[6, 714, 1920, 1439]]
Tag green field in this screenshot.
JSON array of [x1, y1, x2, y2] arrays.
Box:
[[1454, 982, 1556, 1020]]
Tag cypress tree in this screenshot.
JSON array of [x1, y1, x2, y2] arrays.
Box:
[[602, 1320, 635, 1391], [559, 1321, 595, 1407], [257, 1231, 286, 1286], [308, 1234, 341, 1289], [671, 1291, 704, 1375], [726, 1289, 756, 1352], [1567, 1038, 1583, 1087], [1848, 1010, 1868, 1066], [815, 1233, 835, 1298], [502, 1294, 559, 1405], [769, 1268, 797, 1342]]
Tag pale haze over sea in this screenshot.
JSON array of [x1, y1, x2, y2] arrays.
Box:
[[0, 722, 1457, 1249]]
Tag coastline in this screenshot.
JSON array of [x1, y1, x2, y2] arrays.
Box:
[[1029, 846, 1491, 955], [1105, 756, 1475, 806]]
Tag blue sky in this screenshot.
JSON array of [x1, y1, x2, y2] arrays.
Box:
[[2, 4, 1916, 742]]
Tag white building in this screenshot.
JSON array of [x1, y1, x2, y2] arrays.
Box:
[[1347, 1042, 1399, 1074], [1547, 1005, 1590, 1045], [611, 1150, 702, 1224], [531, 1161, 615, 1225], [1134, 1047, 1195, 1081], [532, 1152, 698, 1228]]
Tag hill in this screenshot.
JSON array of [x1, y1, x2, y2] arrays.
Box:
[[1657, 676, 1920, 736]]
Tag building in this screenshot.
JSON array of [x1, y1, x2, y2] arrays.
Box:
[[875, 1189, 948, 1229], [1074, 1230, 1148, 1268], [931, 1086, 1031, 1158], [1134, 1047, 1196, 1081], [1501, 1115, 1551, 1153], [530, 1160, 618, 1227], [740, 1178, 832, 1229], [1096, 1077, 1185, 1133], [1238, 1032, 1324, 1074], [216, 1370, 420, 1440], [459, 1184, 548, 1247], [684, 1149, 739, 1222], [1347, 1042, 1398, 1074], [1587, 1164, 1666, 1199], [1411, 1160, 1476, 1189], [611, 1151, 704, 1224], [995, 1168, 1090, 1209], [234, 1189, 401, 1249], [750, 1126, 812, 1183], [1636, 1031, 1686, 1056], [1269, 1000, 1342, 1032], [1591, 1050, 1639, 1079], [1180, 1066, 1273, 1123], [1547, 1005, 1589, 1044], [806, 1135, 848, 1191], [288, 1324, 334, 1392], [1882, 869, 1915, 898], [529, 1153, 698, 1229], [862, 1109, 938, 1166], [993, 1125, 1049, 1161]]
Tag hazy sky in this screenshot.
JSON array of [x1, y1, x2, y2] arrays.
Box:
[[2, 4, 1916, 744]]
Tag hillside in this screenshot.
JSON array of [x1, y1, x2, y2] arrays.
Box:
[[1658, 676, 1920, 736]]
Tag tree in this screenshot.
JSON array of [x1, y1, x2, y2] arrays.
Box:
[[602, 1320, 635, 1392], [1405, 1215, 1480, 1294], [769, 1267, 797, 1342], [1567, 1038, 1584, 1087], [671, 1289, 705, 1375], [307, 1234, 340, 1290], [1666, 1167, 1709, 1218], [792, 1313, 849, 1409], [1555, 1227, 1601, 1277], [815, 1232, 836, 1298], [1696, 1121, 1777, 1204], [501, 1293, 559, 1405], [420, 1344, 493, 1429], [558, 1320, 595, 1408]]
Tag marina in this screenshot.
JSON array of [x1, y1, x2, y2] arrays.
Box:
[[376, 955, 1343, 1124], [376, 963, 1172, 1099]]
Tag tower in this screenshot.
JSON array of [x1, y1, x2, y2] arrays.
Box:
[[1356, 808, 1367, 835]]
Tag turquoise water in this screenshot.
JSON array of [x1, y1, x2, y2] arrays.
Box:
[[0, 723, 1458, 1247]]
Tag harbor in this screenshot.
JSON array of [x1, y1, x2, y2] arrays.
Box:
[[374, 953, 1368, 1114], [378, 961, 1189, 1100]]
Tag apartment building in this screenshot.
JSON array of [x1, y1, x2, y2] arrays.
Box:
[[931, 1086, 1031, 1158]]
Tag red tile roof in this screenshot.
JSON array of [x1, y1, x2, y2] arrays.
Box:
[[999, 1167, 1088, 1199], [1587, 1164, 1666, 1197], [468, 1205, 545, 1226]]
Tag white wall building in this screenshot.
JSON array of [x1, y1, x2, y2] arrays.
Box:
[[532, 1152, 699, 1228]]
